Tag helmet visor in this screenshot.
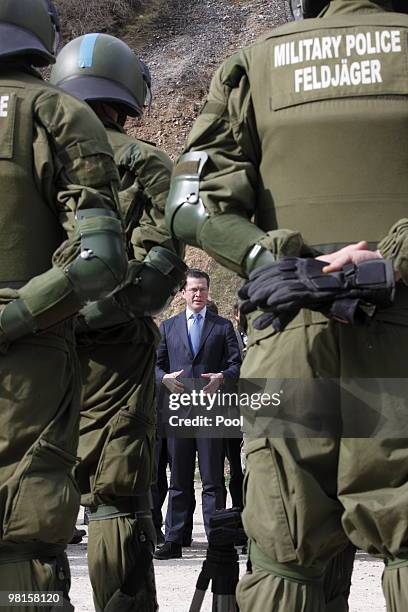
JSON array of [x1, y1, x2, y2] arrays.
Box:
[[0, 22, 55, 65]]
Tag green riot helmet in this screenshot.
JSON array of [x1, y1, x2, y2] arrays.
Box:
[[289, 0, 329, 19], [50, 34, 149, 117], [0, 0, 60, 66]]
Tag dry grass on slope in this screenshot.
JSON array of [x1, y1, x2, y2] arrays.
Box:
[[54, 0, 188, 42], [54, 0, 136, 40]]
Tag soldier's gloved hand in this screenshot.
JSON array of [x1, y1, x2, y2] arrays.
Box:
[[239, 280, 301, 331], [239, 257, 395, 331]]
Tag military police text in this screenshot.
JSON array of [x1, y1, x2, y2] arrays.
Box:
[[274, 29, 402, 92]]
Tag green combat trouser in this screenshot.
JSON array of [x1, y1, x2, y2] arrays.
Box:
[[75, 319, 158, 611], [0, 325, 81, 612], [0, 554, 73, 612], [236, 287, 408, 612], [88, 504, 157, 612]]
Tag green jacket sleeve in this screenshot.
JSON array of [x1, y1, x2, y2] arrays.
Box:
[[122, 140, 184, 262], [378, 219, 408, 284], [34, 89, 121, 241], [178, 50, 312, 276]]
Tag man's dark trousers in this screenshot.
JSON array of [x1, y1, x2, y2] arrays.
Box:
[[224, 438, 244, 510], [166, 436, 225, 541], [151, 436, 169, 531]]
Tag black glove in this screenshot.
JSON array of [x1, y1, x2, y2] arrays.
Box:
[[239, 257, 395, 331]]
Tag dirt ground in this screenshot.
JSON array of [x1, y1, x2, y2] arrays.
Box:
[[68, 481, 386, 612]]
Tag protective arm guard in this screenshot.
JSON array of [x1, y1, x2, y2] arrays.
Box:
[[379, 218, 408, 285], [166, 152, 318, 277], [77, 246, 188, 331], [166, 151, 275, 275], [65, 209, 127, 300], [0, 209, 127, 342], [165, 151, 210, 249]]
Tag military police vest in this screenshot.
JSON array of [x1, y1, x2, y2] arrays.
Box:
[[247, 11, 408, 250], [0, 74, 63, 285]]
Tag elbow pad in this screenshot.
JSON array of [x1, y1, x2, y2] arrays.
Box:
[[0, 209, 127, 342], [66, 209, 127, 302], [121, 246, 188, 317], [166, 152, 273, 276], [165, 152, 209, 247], [77, 246, 187, 331]]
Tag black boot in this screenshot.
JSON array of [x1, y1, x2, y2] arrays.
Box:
[[153, 542, 182, 560], [69, 527, 86, 544]]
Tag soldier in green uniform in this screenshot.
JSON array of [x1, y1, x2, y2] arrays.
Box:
[[165, 0, 408, 610], [51, 34, 186, 612], [0, 2, 127, 611]]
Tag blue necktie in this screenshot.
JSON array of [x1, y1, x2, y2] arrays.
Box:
[[189, 313, 202, 356]]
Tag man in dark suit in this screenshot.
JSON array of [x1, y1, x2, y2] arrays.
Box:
[[154, 268, 241, 559]]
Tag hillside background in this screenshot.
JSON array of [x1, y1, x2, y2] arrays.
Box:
[[54, 0, 289, 319]]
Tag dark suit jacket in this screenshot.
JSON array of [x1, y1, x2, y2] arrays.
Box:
[[156, 309, 241, 384]]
